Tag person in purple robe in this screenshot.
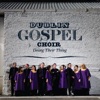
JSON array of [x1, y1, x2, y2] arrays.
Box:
[[45, 65, 52, 95], [29, 65, 38, 96], [14, 67, 25, 96], [73, 65, 81, 96], [59, 65, 67, 95], [80, 64, 91, 95]]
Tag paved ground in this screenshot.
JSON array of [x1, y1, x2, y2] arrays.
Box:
[[0, 96, 100, 100]]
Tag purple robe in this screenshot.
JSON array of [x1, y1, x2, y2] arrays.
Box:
[[74, 70, 81, 90], [45, 70, 52, 91], [29, 71, 38, 90], [81, 69, 91, 89], [59, 70, 67, 89], [14, 72, 25, 91]]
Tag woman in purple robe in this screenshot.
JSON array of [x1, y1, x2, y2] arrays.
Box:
[[14, 67, 25, 96], [80, 64, 91, 95], [29, 65, 38, 96], [73, 65, 81, 96], [45, 65, 52, 95], [59, 65, 67, 95]]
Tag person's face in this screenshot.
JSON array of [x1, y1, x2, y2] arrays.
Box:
[[60, 66, 63, 70], [20, 68, 23, 72], [74, 66, 78, 71], [52, 64, 56, 69], [32, 66, 35, 70], [68, 64, 72, 68], [40, 63, 44, 68], [25, 64, 29, 68], [13, 63, 17, 67]]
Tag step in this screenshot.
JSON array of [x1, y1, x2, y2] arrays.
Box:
[[0, 96, 100, 100]]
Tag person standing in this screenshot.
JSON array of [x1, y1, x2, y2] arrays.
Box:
[[23, 64, 31, 96], [51, 63, 60, 95], [73, 65, 81, 96], [29, 65, 38, 96], [66, 63, 74, 95], [14, 67, 25, 96], [45, 65, 52, 95], [80, 64, 91, 96], [37, 62, 46, 96], [59, 65, 67, 96], [9, 62, 18, 96]]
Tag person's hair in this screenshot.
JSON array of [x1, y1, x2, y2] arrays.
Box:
[[18, 66, 22, 73], [41, 62, 45, 65], [68, 63, 71, 66], [75, 65, 78, 68], [52, 63, 57, 66], [13, 62, 16, 65], [26, 64, 29, 66], [32, 65, 36, 71], [74, 65, 79, 72], [81, 64, 87, 69], [61, 65, 66, 68], [47, 65, 51, 71]]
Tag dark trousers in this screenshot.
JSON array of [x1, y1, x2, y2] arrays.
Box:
[[67, 79, 74, 95], [46, 90, 53, 96], [38, 78, 46, 96], [15, 90, 24, 96], [73, 90, 81, 96], [81, 88, 90, 96], [24, 79, 30, 96], [52, 80, 59, 95], [30, 90, 37, 96], [59, 88, 67, 96], [11, 78, 15, 96]]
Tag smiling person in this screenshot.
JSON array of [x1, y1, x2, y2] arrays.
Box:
[[14, 67, 25, 96], [29, 65, 38, 96], [73, 65, 81, 96], [80, 64, 91, 96], [59, 65, 67, 96]]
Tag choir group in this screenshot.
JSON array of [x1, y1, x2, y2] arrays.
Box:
[[9, 62, 91, 96]]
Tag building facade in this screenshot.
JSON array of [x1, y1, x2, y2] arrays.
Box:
[[0, 2, 100, 95]]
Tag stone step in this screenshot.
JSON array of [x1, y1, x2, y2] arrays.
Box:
[[0, 96, 100, 100]]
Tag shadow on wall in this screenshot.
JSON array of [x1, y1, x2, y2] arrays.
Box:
[[90, 75, 100, 95]]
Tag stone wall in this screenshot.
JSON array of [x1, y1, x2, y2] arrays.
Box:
[[3, 9, 100, 95], [0, 17, 4, 95]]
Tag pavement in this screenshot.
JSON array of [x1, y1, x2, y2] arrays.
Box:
[[0, 96, 100, 100]]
